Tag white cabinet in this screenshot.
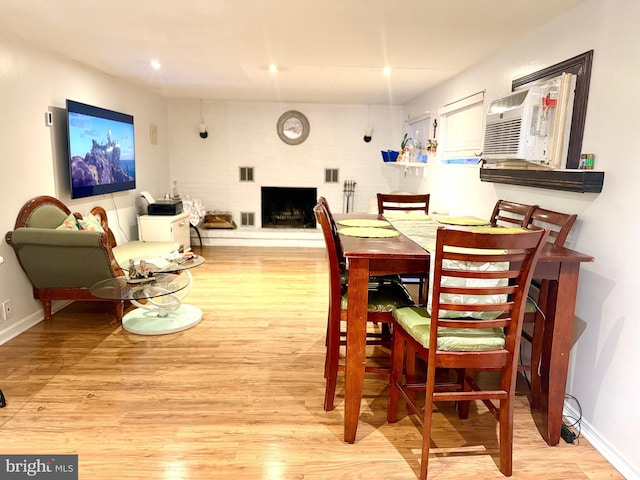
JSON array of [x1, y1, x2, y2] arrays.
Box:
[[138, 212, 191, 251]]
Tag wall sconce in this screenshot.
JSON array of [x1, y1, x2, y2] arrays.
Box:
[[363, 127, 373, 143], [198, 99, 208, 139], [363, 105, 373, 142]]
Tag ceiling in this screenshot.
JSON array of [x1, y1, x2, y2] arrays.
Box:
[[0, 0, 584, 105]]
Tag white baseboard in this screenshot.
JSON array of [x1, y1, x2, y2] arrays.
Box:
[[0, 300, 72, 346], [192, 228, 324, 248], [564, 403, 638, 479], [0, 310, 42, 346], [200, 238, 324, 247]]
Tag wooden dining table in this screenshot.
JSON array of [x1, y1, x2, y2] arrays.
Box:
[[335, 213, 431, 444], [335, 212, 593, 446]]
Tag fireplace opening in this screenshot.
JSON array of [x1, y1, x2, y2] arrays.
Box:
[[261, 187, 317, 229]]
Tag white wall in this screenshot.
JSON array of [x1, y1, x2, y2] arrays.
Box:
[[167, 100, 405, 220], [401, 0, 639, 477], [0, 34, 170, 344]]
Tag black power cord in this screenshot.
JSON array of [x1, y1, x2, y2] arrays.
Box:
[[561, 394, 583, 444]]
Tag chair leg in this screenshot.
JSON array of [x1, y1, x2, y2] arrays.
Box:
[[324, 314, 341, 411], [420, 357, 438, 480], [387, 325, 405, 423], [418, 276, 429, 306], [499, 396, 514, 476], [381, 322, 392, 346], [455, 369, 471, 419], [191, 225, 203, 248], [323, 312, 331, 377], [405, 343, 418, 415]]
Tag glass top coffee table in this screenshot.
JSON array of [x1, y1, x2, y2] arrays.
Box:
[[91, 271, 200, 335]]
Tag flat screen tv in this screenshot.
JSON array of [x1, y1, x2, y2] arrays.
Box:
[[66, 99, 136, 199]]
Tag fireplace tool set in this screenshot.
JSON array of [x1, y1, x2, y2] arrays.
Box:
[[343, 180, 356, 213]]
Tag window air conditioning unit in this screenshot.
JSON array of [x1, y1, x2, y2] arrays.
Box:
[[482, 86, 547, 163], [482, 73, 576, 169]]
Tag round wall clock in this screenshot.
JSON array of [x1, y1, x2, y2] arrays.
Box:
[[276, 110, 310, 145]]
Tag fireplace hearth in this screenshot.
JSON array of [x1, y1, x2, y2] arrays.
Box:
[[261, 187, 317, 229]]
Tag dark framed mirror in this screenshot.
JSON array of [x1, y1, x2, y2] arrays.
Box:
[[512, 50, 593, 169]]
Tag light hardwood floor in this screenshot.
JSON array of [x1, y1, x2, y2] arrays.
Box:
[[0, 246, 623, 479]]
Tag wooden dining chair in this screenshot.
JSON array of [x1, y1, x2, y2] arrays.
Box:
[[318, 197, 346, 269], [377, 193, 430, 215], [387, 226, 547, 479], [318, 195, 403, 330], [318, 196, 402, 286], [522, 207, 577, 407], [489, 199, 537, 228], [527, 206, 577, 247], [314, 202, 415, 411], [377, 193, 430, 304]]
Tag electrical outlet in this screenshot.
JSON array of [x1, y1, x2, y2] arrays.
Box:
[[2, 299, 14, 321]]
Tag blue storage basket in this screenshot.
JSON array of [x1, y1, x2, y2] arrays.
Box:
[[381, 150, 399, 162]]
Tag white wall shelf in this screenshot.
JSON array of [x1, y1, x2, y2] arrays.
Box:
[[384, 162, 428, 176]]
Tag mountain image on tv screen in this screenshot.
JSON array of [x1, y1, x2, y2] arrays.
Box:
[[66, 99, 136, 198]]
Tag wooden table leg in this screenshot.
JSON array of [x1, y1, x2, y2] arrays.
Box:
[[344, 257, 369, 443], [529, 280, 550, 409], [539, 262, 580, 446]]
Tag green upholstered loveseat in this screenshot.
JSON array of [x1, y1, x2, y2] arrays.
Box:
[[6, 195, 179, 322]]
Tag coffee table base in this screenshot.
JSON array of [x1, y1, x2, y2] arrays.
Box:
[[122, 304, 203, 335]]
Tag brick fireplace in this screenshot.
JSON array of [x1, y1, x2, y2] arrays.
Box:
[[261, 187, 317, 229]]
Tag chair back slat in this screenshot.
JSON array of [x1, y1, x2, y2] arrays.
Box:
[[377, 193, 430, 214], [430, 227, 547, 345], [489, 199, 537, 228], [527, 207, 577, 246]]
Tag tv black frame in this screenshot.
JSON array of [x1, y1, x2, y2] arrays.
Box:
[[66, 99, 136, 199]]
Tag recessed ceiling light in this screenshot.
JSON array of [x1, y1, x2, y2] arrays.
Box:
[[269, 64, 278, 74], [150, 59, 162, 70], [383, 67, 392, 76]]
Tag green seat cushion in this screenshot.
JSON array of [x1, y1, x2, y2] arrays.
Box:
[[341, 281, 414, 313], [393, 306, 505, 351]]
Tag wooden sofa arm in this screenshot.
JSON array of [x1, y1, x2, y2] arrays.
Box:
[[90, 206, 118, 249]]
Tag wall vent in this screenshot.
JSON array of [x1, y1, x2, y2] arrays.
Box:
[[325, 168, 339, 183], [241, 212, 255, 226], [240, 167, 254, 182]]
